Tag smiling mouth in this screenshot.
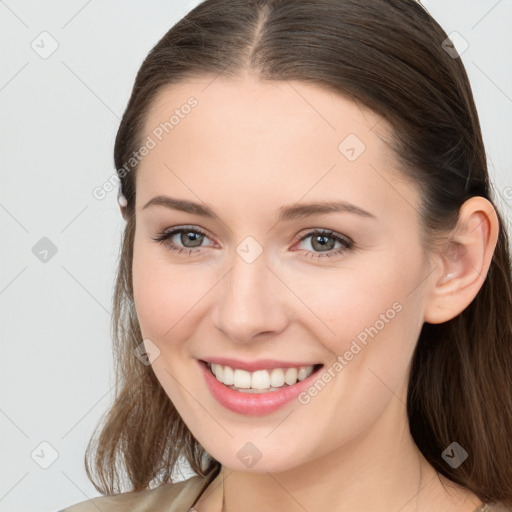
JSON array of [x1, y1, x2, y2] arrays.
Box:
[[202, 360, 324, 393]]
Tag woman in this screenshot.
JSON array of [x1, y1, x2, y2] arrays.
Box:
[[60, 0, 512, 510]]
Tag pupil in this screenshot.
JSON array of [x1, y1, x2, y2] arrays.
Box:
[[182, 231, 203, 247], [313, 235, 334, 251]]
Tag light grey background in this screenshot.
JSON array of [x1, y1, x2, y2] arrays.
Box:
[[0, 1, 510, 511]]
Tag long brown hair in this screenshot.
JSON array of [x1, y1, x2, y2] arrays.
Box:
[[85, 0, 512, 504]]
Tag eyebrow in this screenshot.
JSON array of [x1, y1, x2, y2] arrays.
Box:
[[142, 195, 376, 222]]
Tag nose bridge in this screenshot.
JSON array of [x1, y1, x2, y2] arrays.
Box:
[[212, 246, 286, 342]]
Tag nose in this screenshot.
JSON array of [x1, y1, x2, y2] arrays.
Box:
[[211, 250, 289, 343]]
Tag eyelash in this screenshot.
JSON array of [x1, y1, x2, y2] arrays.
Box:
[[152, 225, 354, 259]]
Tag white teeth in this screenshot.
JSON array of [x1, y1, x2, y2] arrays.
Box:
[[270, 368, 285, 388], [208, 362, 317, 391], [211, 363, 223, 380], [223, 365, 234, 385], [233, 369, 252, 388], [251, 369, 271, 390], [297, 367, 310, 381], [284, 367, 298, 385]]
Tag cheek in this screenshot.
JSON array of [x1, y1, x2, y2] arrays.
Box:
[[286, 263, 424, 439], [132, 241, 216, 344], [132, 241, 182, 340], [289, 251, 425, 376]]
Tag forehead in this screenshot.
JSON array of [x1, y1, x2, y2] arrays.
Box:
[[135, 75, 418, 223], [142, 75, 389, 152]]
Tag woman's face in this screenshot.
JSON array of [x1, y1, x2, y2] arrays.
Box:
[[132, 75, 433, 472]]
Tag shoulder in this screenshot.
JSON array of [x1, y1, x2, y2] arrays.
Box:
[[58, 473, 211, 512]]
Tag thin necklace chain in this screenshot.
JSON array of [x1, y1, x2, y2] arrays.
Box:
[[221, 466, 225, 512]]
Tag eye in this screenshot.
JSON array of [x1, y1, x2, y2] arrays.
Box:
[[152, 226, 354, 259], [152, 225, 215, 255], [293, 229, 353, 258]]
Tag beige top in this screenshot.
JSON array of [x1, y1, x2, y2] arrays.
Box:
[[59, 467, 510, 512], [59, 467, 220, 512]]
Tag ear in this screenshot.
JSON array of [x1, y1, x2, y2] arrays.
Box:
[[117, 185, 128, 220], [423, 196, 500, 324]]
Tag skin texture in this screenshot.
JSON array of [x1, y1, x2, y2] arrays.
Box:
[[131, 74, 499, 512]]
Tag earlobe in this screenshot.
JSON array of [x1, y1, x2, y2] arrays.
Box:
[[117, 185, 128, 220], [424, 197, 500, 324]]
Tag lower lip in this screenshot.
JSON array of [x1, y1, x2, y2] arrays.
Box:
[[198, 360, 323, 416]]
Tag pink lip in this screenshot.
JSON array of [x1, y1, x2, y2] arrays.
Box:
[[198, 360, 323, 416], [201, 357, 321, 372]]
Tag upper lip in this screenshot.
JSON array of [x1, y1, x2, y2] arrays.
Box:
[[200, 357, 323, 372]]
